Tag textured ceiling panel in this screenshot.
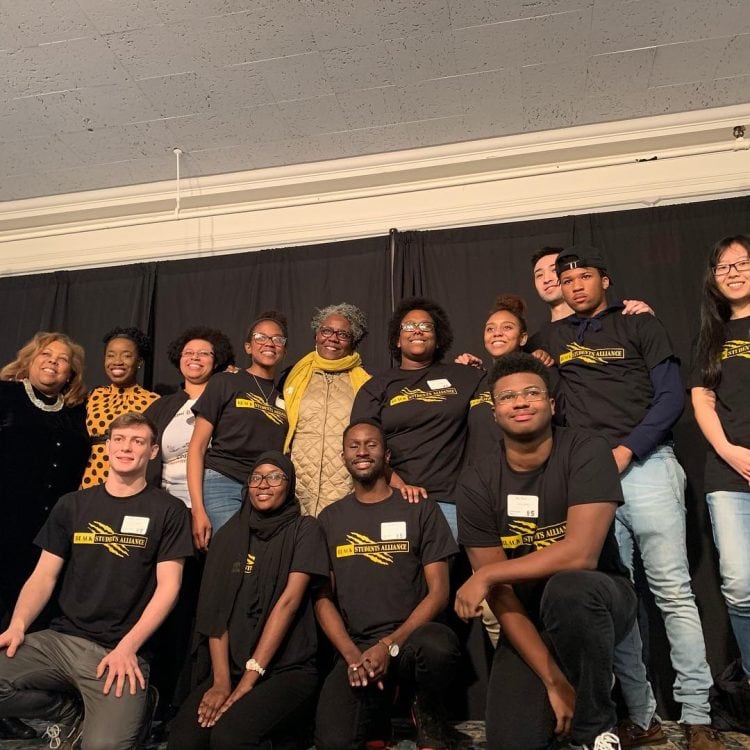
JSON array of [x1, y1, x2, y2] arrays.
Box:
[[0, 0, 749, 201]]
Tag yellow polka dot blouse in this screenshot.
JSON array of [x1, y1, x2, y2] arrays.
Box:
[[81, 384, 159, 487]]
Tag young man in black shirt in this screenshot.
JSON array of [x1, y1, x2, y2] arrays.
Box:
[[0, 412, 193, 749], [541, 247, 723, 750], [456, 352, 635, 750], [314, 419, 460, 750]]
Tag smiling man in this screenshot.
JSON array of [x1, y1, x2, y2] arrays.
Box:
[[456, 352, 635, 750], [0, 411, 193, 749], [314, 419, 460, 750]]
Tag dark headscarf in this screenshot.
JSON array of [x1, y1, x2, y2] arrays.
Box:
[[195, 451, 300, 647]]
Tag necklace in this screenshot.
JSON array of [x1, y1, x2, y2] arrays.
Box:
[[22, 378, 64, 412], [250, 372, 273, 404]]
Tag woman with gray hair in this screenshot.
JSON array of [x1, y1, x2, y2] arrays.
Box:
[[282, 303, 370, 516]]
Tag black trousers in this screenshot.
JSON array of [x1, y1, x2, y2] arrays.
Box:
[[167, 666, 317, 750], [486, 570, 636, 750], [315, 622, 461, 750]]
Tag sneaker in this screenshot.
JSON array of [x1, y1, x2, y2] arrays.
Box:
[[569, 730, 622, 750], [411, 694, 453, 750], [42, 714, 83, 750], [681, 724, 725, 750], [616, 718, 665, 748]]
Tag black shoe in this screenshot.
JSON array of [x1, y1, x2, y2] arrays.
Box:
[[411, 694, 454, 750], [0, 716, 37, 740], [135, 685, 159, 749]]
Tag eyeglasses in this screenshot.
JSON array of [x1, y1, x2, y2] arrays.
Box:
[[400, 321, 435, 333], [318, 326, 353, 342], [251, 332, 287, 346], [248, 472, 288, 487], [494, 386, 548, 405], [181, 349, 214, 359], [713, 259, 750, 277]]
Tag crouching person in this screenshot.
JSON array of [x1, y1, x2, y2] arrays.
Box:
[[0, 412, 193, 749], [314, 419, 461, 750], [455, 354, 636, 750]]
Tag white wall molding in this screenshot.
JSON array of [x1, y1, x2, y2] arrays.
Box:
[[1, 104, 749, 276]]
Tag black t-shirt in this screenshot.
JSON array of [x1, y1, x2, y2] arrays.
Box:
[[540, 310, 675, 446], [35, 484, 193, 651], [465, 372, 502, 464], [350, 362, 484, 501], [193, 370, 287, 483], [318, 491, 457, 645], [688, 315, 750, 493], [227, 516, 328, 677], [457, 427, 627, 623]]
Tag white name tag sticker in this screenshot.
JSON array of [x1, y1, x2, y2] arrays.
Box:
[[381, 521, 407, 540], [427, 378, 451, 390], [121, 516, 150, 535], [507, 494, 539, 518]]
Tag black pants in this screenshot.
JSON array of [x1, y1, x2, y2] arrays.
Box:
[[315, 622, 461, 750], [486, 570, 636, 750], [167, 666, 317, 750]]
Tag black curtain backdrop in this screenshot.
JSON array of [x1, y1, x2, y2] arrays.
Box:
[[1, 194, 749, 719]]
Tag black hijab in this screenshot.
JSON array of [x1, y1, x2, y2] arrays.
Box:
[[195, 451, 301, 645]]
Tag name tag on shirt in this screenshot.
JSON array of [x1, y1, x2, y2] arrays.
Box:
[[121, 516, 150, 535], [427, 378, 451, 390], [507, 494, 539, 519], [381, 521, 407, 540]]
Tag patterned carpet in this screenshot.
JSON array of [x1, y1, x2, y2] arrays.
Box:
[[1, 720, 749, 749]]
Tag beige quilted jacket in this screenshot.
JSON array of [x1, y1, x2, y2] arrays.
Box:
[[291, 370, 355, 516]]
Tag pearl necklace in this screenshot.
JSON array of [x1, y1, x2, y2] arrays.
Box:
[[22, 378, 64, 412]]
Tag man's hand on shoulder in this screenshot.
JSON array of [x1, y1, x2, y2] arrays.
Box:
[[454, 352, 484, 369], [621, 299, 654, 316], [96, 643, 145, 697], [0, 625, 25, 657]]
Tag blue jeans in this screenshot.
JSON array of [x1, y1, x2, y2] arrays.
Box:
[[203, 468, 243, 534], [707, 490, 750, 676], [437, 501, 458, 541], [613, 445, 713, 725]]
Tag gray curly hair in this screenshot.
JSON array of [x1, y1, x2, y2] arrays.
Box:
[[310, 303, 368, 347]]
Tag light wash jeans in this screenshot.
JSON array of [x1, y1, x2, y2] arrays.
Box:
[[437, 501, 458, 541], [613, 445, 713, 726], [707, 490, 750, 676], [203, 468, 243, 534]]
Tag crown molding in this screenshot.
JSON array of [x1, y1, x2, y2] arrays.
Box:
[[1, 104, 749, 275]]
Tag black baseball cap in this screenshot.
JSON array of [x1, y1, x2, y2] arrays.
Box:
[[555, 244, 613, 283]]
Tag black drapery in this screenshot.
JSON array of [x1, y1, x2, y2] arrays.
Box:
[[1, 194, 749, 719]]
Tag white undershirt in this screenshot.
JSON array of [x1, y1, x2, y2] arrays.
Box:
[[161, 398, 197, 507]]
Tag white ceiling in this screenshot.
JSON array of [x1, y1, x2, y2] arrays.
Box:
[[1, 0, 749, 203]]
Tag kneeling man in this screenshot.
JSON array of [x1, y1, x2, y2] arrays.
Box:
[[315, 419, 460, 750], [0, 412, 193, 749], [456, 353, 635, 750]]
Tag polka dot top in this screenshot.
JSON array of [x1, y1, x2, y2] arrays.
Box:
[[80, 384, 159, 487]]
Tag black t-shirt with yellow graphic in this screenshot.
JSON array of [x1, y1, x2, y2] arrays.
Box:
[[541, 309, 675, 446], [457, 427, 627, 623], [351, 362, 484, 502], [465, 372, 502, 464], [193, 370, 287, 483], [688, 315, 750, 493], [318, 490, 457, 645], [35, 484, 193, 651], [227, 516, 328, 676]]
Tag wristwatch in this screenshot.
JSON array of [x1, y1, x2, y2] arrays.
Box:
[[378, 637, 400, 658], [245, 657, 266, 676]]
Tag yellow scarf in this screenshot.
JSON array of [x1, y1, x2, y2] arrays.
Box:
[[283, 351, 370, 453]]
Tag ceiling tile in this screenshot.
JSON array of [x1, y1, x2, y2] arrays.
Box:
[[395, 77, 466, 120], [208, 64, 276, 109], [386, 31, 458, 84], [276, 96, 348, 136], [137, 72, 215, 118], [306, 0, 383, 50], [699, 73, 750, 107], [521, 59, 587, 130], [5, 0, 96, 46], [151, 0, 256, 24], [1, 135, 83, 176], [251, 53, 333, 102], [0, 97, 56, 142], [591, 1, 664, 55], [715, 33, 750, 78], [459, 68, 524, 131], [587, 48, 655, 96], [373, 0, 452, 39], [447, 0, 524, 29], [164, 111, 249, 151], [649, 39, 726, 87], [188, 144, 259, 176], [321, 44, 396, 92], [338, 86, 406, 129], [75, 0, 164, 34], [59, 119, 176, 163]]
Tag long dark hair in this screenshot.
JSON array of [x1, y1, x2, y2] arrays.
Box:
[[695, 235, 750, 388]]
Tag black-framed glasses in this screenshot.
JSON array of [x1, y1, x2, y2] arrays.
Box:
[[713, 259, 750, 277], [181, 349, 214, 359], [318, 326, 353, 341], [248, 472, 288, 487], [400, 321, 435, 332], [494, 386, 548, 405], [251, 332, 287, 346]]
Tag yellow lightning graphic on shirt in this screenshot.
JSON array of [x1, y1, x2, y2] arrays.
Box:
[[87, 521, 129, 557], [559, 343, 625, 365], [335, 532, 410, 566], [722, 340, 750, 360]]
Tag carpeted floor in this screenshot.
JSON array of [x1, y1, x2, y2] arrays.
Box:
[[1, 720, 749, 749]]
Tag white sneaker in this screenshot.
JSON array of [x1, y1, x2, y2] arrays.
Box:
[[570, 730, 622, 750]]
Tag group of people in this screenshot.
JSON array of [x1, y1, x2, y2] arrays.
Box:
[[0, 234, 747, 750]]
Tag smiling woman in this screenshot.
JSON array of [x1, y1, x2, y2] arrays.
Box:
[[81, 327, 159, 488]]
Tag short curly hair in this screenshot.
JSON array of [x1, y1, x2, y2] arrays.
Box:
[[488, 294, 528, 334], [166, 326, 235, 372], [247, 310, 288, 341], [310, 303, 368, 347], [489, 351, 551, 393], [388, 296, 453, 362], [103, 327, 152, 360]]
